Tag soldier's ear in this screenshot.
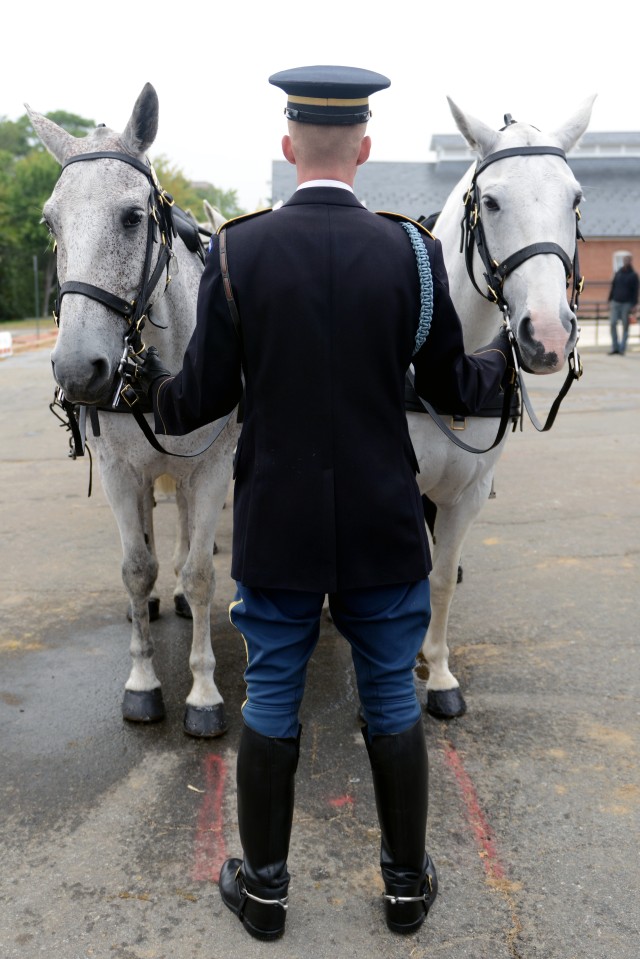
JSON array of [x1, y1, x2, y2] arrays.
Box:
[[282, 135, 296, 165], [357, 135, 371, 167]]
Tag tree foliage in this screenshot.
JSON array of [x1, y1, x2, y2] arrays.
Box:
[[0, 112, 246, 321], [151, 155, 244, 223]]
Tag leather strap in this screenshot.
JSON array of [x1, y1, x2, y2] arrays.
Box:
[[406, 368, 518, 454], [219, 228, 242, 341], [517, 350, 582, 432], [57, 281, 134, 318], [129, 403, 234, 458]]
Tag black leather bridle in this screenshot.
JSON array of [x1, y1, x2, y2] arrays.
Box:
[[458, 133, 585, 438], [461, 144, 585, 317], [50, 151, 232, 473], [54, 151, 177, 356], [408, 130, 586, 453]]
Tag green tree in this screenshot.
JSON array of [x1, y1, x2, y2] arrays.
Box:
[[0, 116, 31, 156], [0, 110, 93, 320], [0, 146, 59, 320], [152, 155, 245, 221], [0, 113, 246, 320]]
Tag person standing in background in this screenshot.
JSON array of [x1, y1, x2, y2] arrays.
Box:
[[608, 254, 638, 355]]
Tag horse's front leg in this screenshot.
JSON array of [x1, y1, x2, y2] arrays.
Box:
[[102, 468, 165, 723], [418, 474, 494, 719], [179, 457, 234, 738], [172, 482, 192, 619]]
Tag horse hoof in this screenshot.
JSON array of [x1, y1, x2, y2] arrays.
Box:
[[126, 597, 160, 622], [174, 594, 192, 619], [122, 687, 166, 723], [184, 703, 227, 738], [426, 688, 467, 719]]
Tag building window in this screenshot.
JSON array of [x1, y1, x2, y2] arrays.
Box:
[[613, 250, 631, 271]]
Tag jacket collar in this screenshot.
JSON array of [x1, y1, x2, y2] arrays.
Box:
[[283, 186, 366, 209]]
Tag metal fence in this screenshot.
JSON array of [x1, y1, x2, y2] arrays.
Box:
[[577, 301, 639, 347]]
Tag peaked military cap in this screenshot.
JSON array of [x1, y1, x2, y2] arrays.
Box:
[[269, 65, 390, 125]]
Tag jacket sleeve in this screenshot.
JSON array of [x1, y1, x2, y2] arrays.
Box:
[[151, 236, 243, 435], [412, 238, 509, 415]]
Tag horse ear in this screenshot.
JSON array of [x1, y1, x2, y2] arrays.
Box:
[[121, 83, 159, 156], [203, 199, 225, 231], [551, 94, 597, 153], [25, 105, 76, 164], [446, 97, 499, 158]]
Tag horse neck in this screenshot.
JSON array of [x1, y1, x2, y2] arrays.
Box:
[[435, 165, 505, 351], [144, 239, 203, 367]]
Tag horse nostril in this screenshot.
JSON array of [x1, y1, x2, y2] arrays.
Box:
[[90, 356, 111, 387], [520, 316, 535, 346]]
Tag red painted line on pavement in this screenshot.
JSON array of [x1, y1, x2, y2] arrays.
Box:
[[442, 739, 506, 882], [328, 794, 354, 808], [192, 753, 228, 883]]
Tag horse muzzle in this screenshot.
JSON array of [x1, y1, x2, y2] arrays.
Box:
[[50, 346, 116, 406], [514, 311, 578, 375]]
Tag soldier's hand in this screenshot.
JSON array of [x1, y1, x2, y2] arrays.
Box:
[[475, 327, 516, 388], [136, 345, 172, 393], [119, 345, 171, 412], [476, 327, 513, 364]]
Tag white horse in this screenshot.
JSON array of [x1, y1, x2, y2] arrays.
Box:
[[28, 84, 241, 737], [411, 95, 595, 718]]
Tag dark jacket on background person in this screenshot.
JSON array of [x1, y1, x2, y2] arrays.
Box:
[[608, 264, 639, 305], [152, 187, 509, 593]]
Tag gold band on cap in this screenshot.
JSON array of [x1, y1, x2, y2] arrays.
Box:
[[287, 94, 370, 107]]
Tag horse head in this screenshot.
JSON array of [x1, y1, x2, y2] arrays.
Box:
[[446, 95, 596, 374], [27, 84, 166, 405]]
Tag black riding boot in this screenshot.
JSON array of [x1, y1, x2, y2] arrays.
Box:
[[219, 722, 300, 941], [363, 717, 438, 934]]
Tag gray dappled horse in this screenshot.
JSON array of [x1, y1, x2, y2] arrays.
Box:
[[28, 84, 240, 737], [409, 96, 595, 717]]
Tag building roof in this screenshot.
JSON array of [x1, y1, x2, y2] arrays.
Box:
[[270, 132, 640, 237]]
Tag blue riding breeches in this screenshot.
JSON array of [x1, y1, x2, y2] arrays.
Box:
[[228, 580, 431, 739]]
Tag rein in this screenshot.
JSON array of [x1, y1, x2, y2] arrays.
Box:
[[50, 151, 232, 478]]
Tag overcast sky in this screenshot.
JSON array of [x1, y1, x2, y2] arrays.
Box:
[[4, 1, 628, 211]]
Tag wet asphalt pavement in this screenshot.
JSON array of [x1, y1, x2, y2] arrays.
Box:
[[1, 342, 638, 959]]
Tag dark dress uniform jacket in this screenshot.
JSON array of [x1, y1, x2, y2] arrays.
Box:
[[153, 186, 508, 593]]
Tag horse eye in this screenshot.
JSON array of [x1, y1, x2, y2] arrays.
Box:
[[573, 192, 583, 210], [483, 196, 500, 212], [41, 215, 55, 237], [123, 209, 145, 228]]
